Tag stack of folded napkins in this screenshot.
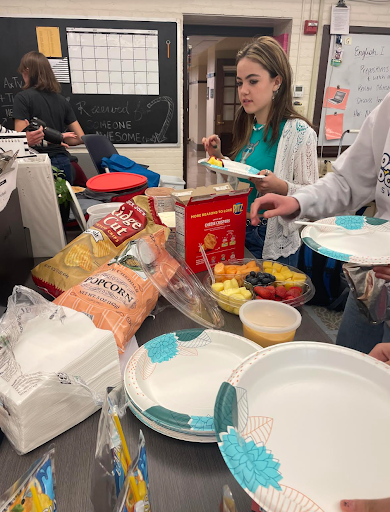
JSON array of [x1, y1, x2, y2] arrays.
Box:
[[0, 306, 121, 454]]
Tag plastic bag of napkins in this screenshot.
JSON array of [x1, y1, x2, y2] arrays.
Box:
[[0, 286, 121, 454]]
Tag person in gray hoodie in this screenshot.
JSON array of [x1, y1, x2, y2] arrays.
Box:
[[250, 91, 390, 355]]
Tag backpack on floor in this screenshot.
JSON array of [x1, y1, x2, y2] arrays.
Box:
[[298, 244, 349, 311]]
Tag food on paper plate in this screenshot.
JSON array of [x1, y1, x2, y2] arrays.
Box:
[[208, 156, 224, 167]]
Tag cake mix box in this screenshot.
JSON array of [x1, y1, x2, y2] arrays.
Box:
[[173, 182, 250, 273]]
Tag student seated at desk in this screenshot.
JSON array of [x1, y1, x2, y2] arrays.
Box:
[[202, 36, 319, 266], [13, 51, 84, 184]]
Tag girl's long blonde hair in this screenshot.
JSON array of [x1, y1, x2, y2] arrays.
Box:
[[231, 36, 312, 159]]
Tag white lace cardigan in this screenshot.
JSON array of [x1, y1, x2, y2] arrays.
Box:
[[258, 118, 319, 260]]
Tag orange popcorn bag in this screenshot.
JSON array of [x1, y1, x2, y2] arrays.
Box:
[[32, 196, 165, 298], [54, 229, 178, 353]]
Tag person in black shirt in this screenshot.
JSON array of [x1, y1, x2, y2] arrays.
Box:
[[13, 51, 84, 184]]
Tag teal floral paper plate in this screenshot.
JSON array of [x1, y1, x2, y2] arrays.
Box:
[[124, 329, 259, 439], [301, 215, 390, 265], [214, 342, 390, 512], [126, 393, 216, 443]]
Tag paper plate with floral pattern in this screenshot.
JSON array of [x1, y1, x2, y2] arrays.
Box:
[[124, 329, 259, 437], [301, 215, 390, 265], [214, 341, 390, 512]]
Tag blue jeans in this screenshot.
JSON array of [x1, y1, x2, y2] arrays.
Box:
[[50, 153, 73, 184], [336, 291, 390, 353], [245, 221, 300, 267]]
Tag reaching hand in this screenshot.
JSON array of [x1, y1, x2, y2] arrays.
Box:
[[369, 343, 390, 364], [202, 134, 223, 159], [25, 126, 44, 147], [372, 265, 390, 282], [340, 498, 390, 512], [250, 194, 301, 226]]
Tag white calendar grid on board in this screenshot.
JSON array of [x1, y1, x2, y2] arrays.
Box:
[[66, 27, 159, 95]]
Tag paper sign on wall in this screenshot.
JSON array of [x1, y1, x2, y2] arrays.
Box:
[[323, 87, 350, 110], [36, 27, 62, 58], [325, 113, 344, 140]]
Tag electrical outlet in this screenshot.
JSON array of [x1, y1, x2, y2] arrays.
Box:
[[345, 36, 352, 45]]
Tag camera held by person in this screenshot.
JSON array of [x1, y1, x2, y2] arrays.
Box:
[[24, 117, 64, 145]]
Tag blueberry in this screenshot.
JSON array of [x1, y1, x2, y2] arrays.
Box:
[[257, 272, 262, 277], [264, 273, 273, 279], [245, 274, 251, 281], [262, 278, 271, 284], [269, 275, 276, 282], [250, 271, 256, 277]]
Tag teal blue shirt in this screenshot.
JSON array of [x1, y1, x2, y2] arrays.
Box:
[[236, 120, 286, 212]]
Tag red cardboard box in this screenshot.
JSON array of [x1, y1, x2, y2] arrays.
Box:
[[173, 183, 250, 273]]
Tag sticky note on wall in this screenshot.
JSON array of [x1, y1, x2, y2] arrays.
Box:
[[36, 27, 62, 58], [325, 113, 344, 140]]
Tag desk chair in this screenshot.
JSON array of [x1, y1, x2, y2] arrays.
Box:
[[82, 134, 150, 174], [82, 134, 118, 174]]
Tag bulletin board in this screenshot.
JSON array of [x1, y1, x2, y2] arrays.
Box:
[[0, 16, 179, 146]]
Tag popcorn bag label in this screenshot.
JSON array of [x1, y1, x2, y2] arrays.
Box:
[[94, 202, 147, 248]]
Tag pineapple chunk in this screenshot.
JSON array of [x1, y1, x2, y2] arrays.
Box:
[[263, 261, 273, 269], [211, 282, 224, 293], [233, 307, 240, 315], [223, 280, 232, 290], [274, 272, 285, 282], [230, 278, 239, 289], [241, 289, 252, 300], [292, 272, 306, 281], [273, 262, 283, 272]]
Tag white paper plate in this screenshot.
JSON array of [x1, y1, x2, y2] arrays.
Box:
[[198, 158, 266, 180], [301, 215, 390, 265], [124, 329, 259, 435], [127, 393, 216, 443], [215, 342, 390, 512]]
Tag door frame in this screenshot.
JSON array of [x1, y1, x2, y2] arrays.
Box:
[[182, 23, 274, 185]]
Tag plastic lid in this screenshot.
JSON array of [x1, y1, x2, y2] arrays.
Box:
[[135, 236, 224, 329], [86, 172, 147, 192]]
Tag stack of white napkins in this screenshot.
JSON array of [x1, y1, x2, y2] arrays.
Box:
[[0, 306, 121, 454]]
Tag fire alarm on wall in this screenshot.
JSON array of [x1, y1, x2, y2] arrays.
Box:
[[304, 20, 318, 34]]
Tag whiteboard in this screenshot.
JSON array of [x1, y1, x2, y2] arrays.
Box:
[[317, 32, 390, 147]]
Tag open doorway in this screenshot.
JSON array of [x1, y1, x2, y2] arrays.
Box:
[[183, 16, 291, 188]]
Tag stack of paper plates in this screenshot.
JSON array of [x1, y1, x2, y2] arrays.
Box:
[[124, 329, 259, 442]]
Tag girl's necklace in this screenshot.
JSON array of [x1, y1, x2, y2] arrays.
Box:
[[253, 124, 264, 132]]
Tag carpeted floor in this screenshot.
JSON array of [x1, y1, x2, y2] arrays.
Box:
[[302, 305, 343, 343]]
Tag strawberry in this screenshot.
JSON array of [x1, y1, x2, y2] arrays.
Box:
[[287, 288, 301, 298], [255, 295, 264, 300], [265, 285, 276, 298], [275, 285, 287, 299], [253, 286, 263, 296], [257, 287, 273, 300]]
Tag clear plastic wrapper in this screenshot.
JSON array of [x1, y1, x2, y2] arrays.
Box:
[[343, 263, 390, 324], [220, 485, 237, 512], [91, 386, 151, 512], [91, 386, 129, 512], [0, 445, 56, 511], [114, 431, 151, 512], [0, 286, 112, 455]]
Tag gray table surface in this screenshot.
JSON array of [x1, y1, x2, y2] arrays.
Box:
[[0, 296, 332, 512], [0, 242, 333, 511]]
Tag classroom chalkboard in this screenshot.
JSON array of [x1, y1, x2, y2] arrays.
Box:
[[314, 25, 390, 155], [0, 17, 178, 146]]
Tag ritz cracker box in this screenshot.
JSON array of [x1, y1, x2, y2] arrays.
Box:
[[173, 182, 250, 273]]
